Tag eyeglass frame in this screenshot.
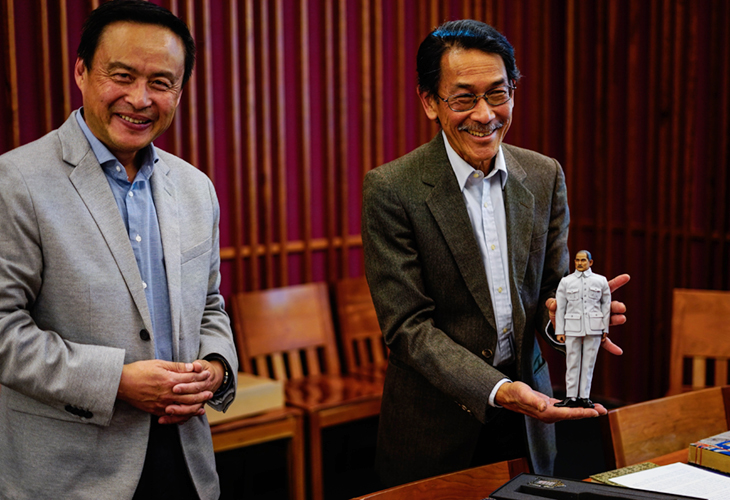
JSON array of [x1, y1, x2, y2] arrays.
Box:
[[435, 83, 516, 112]]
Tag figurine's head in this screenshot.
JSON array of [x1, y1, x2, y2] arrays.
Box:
[[574, 250, 593, 272]]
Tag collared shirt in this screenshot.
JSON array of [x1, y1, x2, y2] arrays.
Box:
[[443, 131, 515, 366], [443, 132, 514, 408], [76, 109, 173, 361]]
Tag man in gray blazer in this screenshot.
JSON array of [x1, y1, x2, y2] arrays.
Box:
[[0, 2, 237, 498], [362, 20, 628, 487]]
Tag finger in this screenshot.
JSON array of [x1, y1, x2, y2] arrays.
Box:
[[608, 274, 630, 293], [165, 402, 206, 416], [609, 314, 626, 327], [172, 379, 214, 394], [610, 301, 627, 314], [601, 336, 624, 355], [545, 298, 557, 312]]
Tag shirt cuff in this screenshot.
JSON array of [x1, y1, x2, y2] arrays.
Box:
[[488, 377, 512, 408]]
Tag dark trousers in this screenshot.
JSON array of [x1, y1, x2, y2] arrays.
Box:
[[133, 418, 200, 500]]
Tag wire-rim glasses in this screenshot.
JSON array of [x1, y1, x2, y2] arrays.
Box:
[[436, 84, 516, 112]]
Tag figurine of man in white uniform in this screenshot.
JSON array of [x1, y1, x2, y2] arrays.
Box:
[[554, 250, 611, 409]]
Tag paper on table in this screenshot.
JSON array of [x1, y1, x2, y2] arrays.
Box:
[[611, 462, 730, 500]]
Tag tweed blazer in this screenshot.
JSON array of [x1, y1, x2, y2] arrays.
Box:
[[0, 112, 238, 500], [362, 133, 570, 486]]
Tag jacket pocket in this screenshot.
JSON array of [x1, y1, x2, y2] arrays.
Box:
[[565, 313, 581, 332], [589, 311, 605, 331]]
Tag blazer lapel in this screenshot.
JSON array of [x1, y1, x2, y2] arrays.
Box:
[[61, 114, 154, 333], [150, 157, 182, 360], [502, 147, 535, 359], [423, 135, 497, 332]]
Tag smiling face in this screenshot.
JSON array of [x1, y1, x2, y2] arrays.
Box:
[[419, 48, 513, 173], [74, 21, 185, 170]]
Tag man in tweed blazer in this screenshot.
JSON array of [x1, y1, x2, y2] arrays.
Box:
[[0, 2, 237, 498], [362, 20, 628, 487]]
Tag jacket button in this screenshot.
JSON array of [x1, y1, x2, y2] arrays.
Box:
[[139, 329, 150, 341], [481, 349, 493, 358]]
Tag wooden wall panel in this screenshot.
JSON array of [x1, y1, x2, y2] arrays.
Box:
[[2, 0, 729, 404]]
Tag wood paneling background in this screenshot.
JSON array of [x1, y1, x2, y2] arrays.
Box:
[[2, 0, 729, 404]]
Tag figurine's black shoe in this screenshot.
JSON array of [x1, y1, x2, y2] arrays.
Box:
[[554, 398, 581, 408], [578, 398, 595, 409]]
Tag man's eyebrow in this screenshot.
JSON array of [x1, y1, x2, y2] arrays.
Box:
[[450, 78, 508, 92], [106, 61, 179, 82]]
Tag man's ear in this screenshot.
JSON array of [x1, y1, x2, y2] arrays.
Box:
[[74, 57, 87, 92], [417, 88, 439, 122]]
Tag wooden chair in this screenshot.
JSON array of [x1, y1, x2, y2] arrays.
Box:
[[669, 289, 730, 395], [231, 282, 383, 500], [334, 277, 388, 379], [210, 407, 306, 500], [349, 458, 530, 500], [601, 386, 730, 469]]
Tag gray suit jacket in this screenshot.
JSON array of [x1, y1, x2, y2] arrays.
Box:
[[0, 112, 238, 499], [362, 133, 569, 486]]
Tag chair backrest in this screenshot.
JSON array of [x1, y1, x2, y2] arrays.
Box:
[[350, 457, 529, 500], [231, 282, 341, 380], [669, 289, 730, 395], [601, 386, 730, 469], [334, 277, 388, 374]]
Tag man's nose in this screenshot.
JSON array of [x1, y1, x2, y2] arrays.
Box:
[[469, 96, 496, 121], [127, 81, 152, 109]]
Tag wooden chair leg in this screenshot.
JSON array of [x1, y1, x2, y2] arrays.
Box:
[[289, 412, 306, 500], [308, 412, 324, 500]]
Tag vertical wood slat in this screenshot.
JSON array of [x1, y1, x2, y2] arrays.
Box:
[[271, 352, 287, 381], [716, 359, 728, 388], [244, 0, 260, 290], [201, 0, 215, 182], [305, 348, 320, 376], [692, 357, 706, 389], [260, 1, 274, 288], [254, 355, 268, 378], [227, 1, 245, 293], [60, 0, 71, 120], [361, 0, 373, 180], [338, 0, 349, 278], [288, 349, 303, 379], [3, 0, 20, 148], [183, 0, 199, 168], [40, 0, 52, 133], [168, 1, 184, 158], [275, 0, 288, 286], [374, 0, 384, 167], [300, 0, 313, 283], [324, 1, 337, 282]]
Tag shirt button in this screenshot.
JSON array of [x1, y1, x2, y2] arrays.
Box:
[[116, 166, 121, 172], [503, 328, 508, 333], [142, 282, 147, 289], [135, 235, 142, 242], [128, 191, 134, 198], [490, 244, 496, 250], [498, 287, 503, 293]]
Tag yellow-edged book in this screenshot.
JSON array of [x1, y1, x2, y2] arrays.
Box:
[[689, 430, 730, 475]]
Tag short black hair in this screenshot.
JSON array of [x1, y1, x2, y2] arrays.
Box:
[[77, 0, 196, 85], [417, 19, 520, 99]]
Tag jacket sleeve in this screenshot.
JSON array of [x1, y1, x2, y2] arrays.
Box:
[[362, 167, 506, 424]]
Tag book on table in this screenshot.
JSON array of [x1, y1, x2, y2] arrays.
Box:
[[689, 430, 730, 475]]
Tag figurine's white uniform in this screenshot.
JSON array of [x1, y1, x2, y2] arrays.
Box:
[[555, 268, 611, 399]]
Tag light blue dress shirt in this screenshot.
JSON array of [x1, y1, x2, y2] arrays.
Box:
[[76, 110, 173, 361], [443, 132, 514, 406]]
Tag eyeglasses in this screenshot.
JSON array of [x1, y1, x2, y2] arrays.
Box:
[[436, 84, 516, 112]]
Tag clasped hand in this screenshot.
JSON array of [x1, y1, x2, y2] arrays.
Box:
[[117, 359, 225, 424]]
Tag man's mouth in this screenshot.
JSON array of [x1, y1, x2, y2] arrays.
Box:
[[459, 122, 503, 138], [118, 114, 151, 125]]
